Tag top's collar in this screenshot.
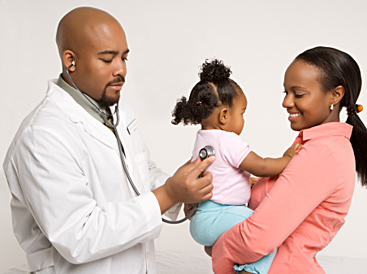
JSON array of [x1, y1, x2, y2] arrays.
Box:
[[299, 122, 353, 141]]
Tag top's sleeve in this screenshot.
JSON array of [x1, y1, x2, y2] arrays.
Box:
[[212, 141, 340, 273], [220, 133, 251, 168]]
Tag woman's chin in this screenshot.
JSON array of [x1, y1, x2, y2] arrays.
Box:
[[290, 123, 302, 131]]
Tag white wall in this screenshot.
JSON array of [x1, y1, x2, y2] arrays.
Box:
[[1, 0, 367, 271]]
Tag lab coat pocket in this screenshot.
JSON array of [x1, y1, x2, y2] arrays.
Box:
[[134, 151, 149, 191]]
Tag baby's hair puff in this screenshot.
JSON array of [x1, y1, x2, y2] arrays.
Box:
[[172, 59, 241, 125]]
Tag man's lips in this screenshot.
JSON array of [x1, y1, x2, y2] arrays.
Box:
[[108, 82, 124, 90]]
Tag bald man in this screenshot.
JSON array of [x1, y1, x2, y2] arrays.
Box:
[[3, 7, 213, 274]]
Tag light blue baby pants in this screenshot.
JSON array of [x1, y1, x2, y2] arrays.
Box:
[[190, 200, 276, 274]]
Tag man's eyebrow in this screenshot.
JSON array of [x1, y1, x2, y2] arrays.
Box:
[[98, 49, 130, 55]]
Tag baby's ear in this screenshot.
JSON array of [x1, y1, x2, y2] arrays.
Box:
[[219, 108, 228, 125]]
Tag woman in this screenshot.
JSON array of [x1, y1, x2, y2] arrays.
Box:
[[211, 46, 367, 274]]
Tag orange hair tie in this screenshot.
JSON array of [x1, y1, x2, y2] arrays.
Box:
[[347, 104, 363, 117], [356, 104, 363, 113]]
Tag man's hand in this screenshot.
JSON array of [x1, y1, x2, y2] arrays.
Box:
[[184, 203, 197, 219], [153, 156, 215, 214]]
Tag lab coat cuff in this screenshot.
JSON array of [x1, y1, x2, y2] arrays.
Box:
[[138, 192, 162, 235], [163, 203, 182, 221]]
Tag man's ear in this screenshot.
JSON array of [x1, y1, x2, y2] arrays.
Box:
[[331, 85, 345, 106], [219, 108, 228, 125], [63, 50, 76, 72]]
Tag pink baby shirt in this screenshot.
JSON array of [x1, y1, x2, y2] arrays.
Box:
[[192, 129, 252, 205]]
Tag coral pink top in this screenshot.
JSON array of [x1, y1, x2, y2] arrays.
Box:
[[212, 122, 355, 274]]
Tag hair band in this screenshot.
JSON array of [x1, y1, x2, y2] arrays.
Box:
[[347, 104, 363, 117], [196, 101, 202, 106]]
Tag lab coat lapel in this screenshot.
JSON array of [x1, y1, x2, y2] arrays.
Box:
[[47, 80, 118, 150], [116, 109, 141, 189]]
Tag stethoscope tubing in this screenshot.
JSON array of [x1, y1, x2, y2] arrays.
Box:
[[66, 64, 195, 224]]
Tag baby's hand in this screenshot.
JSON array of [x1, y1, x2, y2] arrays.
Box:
[[250, 176, 259, 188], [283, 143, 302, 159]]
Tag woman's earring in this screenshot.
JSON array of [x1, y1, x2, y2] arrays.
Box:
[[330, 104, 334, 111]]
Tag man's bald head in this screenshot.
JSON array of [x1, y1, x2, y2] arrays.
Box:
[[56, 7, 124, 62], [56, 7, 129, 107]]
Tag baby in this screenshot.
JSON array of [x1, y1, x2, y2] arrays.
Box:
[[172, 59, 300, 273]]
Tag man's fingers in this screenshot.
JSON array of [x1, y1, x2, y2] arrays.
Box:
[[180, 157, 200, 174], [195, 173, 213, 201], [197, 171, 213, 187], [192, 156, 215, 178], [182, 156, 215, 180]]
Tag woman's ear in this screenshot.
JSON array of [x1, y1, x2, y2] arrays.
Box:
[[219, 108, 228, 125], [331, 85, 345, 106], [63, 50, 76, 72]]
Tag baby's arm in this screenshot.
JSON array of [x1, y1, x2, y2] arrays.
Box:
[[240, 143, 301, 177]]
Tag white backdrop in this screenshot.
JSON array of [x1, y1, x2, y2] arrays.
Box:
[[1, 0, 367, 272]]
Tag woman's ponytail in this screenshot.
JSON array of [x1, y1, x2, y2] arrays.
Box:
[[346, 107, 367, 186]]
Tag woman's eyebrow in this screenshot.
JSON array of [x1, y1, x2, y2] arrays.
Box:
[[287, 85, 308, 90]]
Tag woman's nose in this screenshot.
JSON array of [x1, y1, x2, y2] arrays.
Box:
[[282, 93, 294, 109]]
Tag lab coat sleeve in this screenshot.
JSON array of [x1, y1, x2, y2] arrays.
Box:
[[145, 144, 182, 221], [212, 142, 343, 273], [11, 124, 162, 264]]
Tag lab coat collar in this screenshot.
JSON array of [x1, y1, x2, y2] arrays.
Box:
[[46, 79, 127, 150]]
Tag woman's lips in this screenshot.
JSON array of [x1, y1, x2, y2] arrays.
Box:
[[288, 112, 301, 121]]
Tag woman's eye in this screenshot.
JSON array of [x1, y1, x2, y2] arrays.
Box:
[[295, 94, 305, 98], [122, 57, 128, 62]]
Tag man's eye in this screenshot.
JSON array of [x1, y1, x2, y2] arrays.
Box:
[[101, 59, 112, 63], [122, 57, 128, 62]]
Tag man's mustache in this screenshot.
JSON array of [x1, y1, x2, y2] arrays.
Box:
[[107, 75, 125, 86]]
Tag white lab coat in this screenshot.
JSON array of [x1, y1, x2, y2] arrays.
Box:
[[3, 80, 179, 273]]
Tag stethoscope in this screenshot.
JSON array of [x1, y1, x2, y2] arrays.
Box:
[[66, 62, 201, 224]]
